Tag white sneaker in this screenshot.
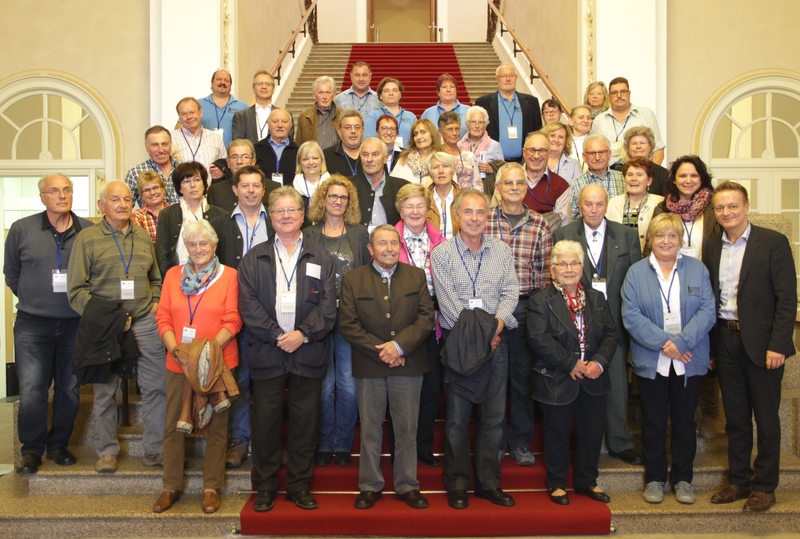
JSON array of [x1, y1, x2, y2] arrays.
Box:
[[674, 481, 696, 504], [643, 481, 665, 503]]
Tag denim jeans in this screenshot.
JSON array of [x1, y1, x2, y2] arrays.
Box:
[[14, 311, 80, 456], [317, 329, 358, 453], [227, 332, 251, 444], [501, 300, 535, 452]]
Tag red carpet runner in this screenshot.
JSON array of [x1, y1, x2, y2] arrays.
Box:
[[340, 43, 471, 116], [240, 422, 611, 535]]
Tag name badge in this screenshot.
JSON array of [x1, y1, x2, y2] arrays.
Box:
[[281, 292, 296, 313], [394, 136, 404, 148], [181, 326, 197, 344], [592, 278, 608, 299], [611, 141, 622, 157], [479, 153, 487, 178], [507, 125, 519, 139], [306, 263, 321, 280], [665, 311, 681, 335], [52, 269, 67, 293], [272, 173, 283, 185], [121, 279, 135, 300], [468, 298, 484, 310], [213, 128, 224, 139], [680, 247, 697, 258]]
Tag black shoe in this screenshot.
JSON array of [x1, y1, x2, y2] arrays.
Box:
[[418, 451, 441, 466], [287, 489, 318, 510], [475, 487, 515, 507], [548, 487, 570, 505], [46, 446, 77, 466], [334, 451, 352, 466], [253, 490, 276, 512], [315, 451, 333, 466], [397, 489, 429, 509], [447, 489, 469, 509], [574, 487, 611, 503], [354, 490, 382, 509], [609, 449, 643, 465], [16, 454, 42, 475]]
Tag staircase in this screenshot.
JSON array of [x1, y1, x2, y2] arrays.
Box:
[[284, 42, 504, 121]]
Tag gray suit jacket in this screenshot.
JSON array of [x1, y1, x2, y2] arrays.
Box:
[[553, 218, 641, 346], [231, 104, 291, 144]]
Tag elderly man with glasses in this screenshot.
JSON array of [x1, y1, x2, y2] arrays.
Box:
[[569, 134, 625, 220]]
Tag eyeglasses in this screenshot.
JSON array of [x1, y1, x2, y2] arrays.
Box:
[[141, 186, 163, 195], [42, 187, 73, 196], [402, 204, 427, 212], [522, 147, 549, 156], [378, 126, 397, 133], [271, 207, 301, 216], [500, 180, 526, 187], [584, 150, 610, 158], [554, 261, 582, 269], [230, 154, 252, 160], [326, 194, 349, 202], [609, 89, 630, 97]]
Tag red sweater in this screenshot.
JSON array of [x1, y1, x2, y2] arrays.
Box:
[[156, 264, 242, 373]]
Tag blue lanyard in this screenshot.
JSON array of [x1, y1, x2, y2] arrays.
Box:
[[658, 266, 678, 314], [611, 115, 630, 141], [186, 280, 212, 326], [181, 129, 203, 161], [496, 207, 521, 243], [528, 175, 553, 205], [54, 230, 66, 269], [343, 152, 360, 176], [586, 233, 604, 277], [683, 220, 695, 247], [245, 215, 265, 252], [455, 236, 485, 297], [214, 100, 230, 129], [322, 223, 345, 259], [278, 246, 302, 291], [112, 229, 135, 278], [500, 95, 519, 126]]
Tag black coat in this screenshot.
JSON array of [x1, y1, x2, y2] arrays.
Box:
[[527, 285, 617, 406], [254, 137, 299, 186], [350, 172, 409, 228], [210, 210, 275, 270], [475, 91, 542, 148], [155, 203, 227, 278], [72, 298, 138, 384]]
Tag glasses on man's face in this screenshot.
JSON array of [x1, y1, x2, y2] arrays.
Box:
[[327, 194, 349, 202], [141, 186, 163, 195], [609, 89, 630, 97], [272, 207, 300, 216], [230, 154, 252, 161], [554, 261, 582, 270], [42, 187, 73, 196], [523, 147, 549, 156], [500, 180, 526, 187], [584, 150, 610, 158]]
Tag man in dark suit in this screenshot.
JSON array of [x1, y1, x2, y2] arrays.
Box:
[[350, 137, 409, 230], [705, 182, 796, 512], [254, 109, 298, 186], [552, 184, 642, 465], [475, 65, 542, 163], [323, 110, 364, 177], [231, 71, 279, 144], [338, 224, 435, 510], [207, 139, 280, 212]]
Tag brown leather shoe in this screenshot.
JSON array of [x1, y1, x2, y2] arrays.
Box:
[[710, 484, 752, 504], [743, 491, 776, 512], [202, 490, 221, 513], [153, 490, 180, 513]]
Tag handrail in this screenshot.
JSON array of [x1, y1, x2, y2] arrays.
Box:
[[486, 1, 572, 116], [269, 0, 319, 86]]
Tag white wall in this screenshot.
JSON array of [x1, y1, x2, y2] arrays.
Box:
[[151, 0, 223, 127], [318, 0, 365, 42], [441, 0, 486, 42]]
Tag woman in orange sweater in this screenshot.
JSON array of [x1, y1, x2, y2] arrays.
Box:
[[154, 219, 242, 514]]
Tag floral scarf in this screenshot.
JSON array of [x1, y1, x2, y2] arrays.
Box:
[[181, 255, 220, 296], [554, 281, 585, 319], [665, 186, 712, 222]]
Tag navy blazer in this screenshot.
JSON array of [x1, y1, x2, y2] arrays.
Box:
[[527, 284, 617, 405], [474, 91, 542, 146]]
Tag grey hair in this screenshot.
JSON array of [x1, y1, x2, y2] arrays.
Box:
[[452, 188, 490, 215], [98, 180, 131, 202], [551, 240, 585, 266], [361, 137, 387, 155], [583, 133, 611, 150], [312, 76, 336, 94], [465, 105, 490, 125], [369, 224, 401, 245], [181, 219, 218, 246], [425, 151, 455, 173], [38, 173, 73, 192]]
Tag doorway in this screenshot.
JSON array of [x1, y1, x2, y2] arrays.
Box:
[[368, 0, 437, 42]]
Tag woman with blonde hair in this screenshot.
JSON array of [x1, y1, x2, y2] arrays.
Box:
[[584, 82, 609, 119], [541, 122, 581, 183], [391, 118, 443, 185], [293, 141, 330, 226]]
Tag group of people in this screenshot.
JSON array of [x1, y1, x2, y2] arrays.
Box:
[[4, 61, 795, 519]]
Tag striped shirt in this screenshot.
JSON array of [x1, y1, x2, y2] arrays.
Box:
[[171, 127, 227, 175], [431, 233, 519, 330], [485, 206, 552, 295], [570, 169, 625, 220], [274, 234, 303, 334]]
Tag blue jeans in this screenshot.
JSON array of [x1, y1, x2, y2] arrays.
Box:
[[317, 329, 358, 453], [227, 332, 251, 444], [502, 300, 535, 452], [443, 335, 509, 492], [14, 311, 80, 456]]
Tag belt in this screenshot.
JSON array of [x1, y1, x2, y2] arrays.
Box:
[[717, 318, 740, 331]]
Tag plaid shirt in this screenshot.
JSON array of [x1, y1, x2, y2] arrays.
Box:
[[131, 202, 169, 245], [124, 158, 180, 208], [570, 168, 625, 220], [431, 234, 519, 330], [486, 206, 552, 295]]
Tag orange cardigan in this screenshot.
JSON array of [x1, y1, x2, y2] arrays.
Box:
[[156, 264, 242, 373]]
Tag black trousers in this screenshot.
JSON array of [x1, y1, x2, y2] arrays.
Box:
[[539, 388, 606, 490], [416, 331, 443, 454], [637, 364, 700, 484], [715, 326, 784, 493], [251, 373, 322, 494]]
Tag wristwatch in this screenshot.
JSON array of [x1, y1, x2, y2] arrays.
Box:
[[299, 330, 309, 344]]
